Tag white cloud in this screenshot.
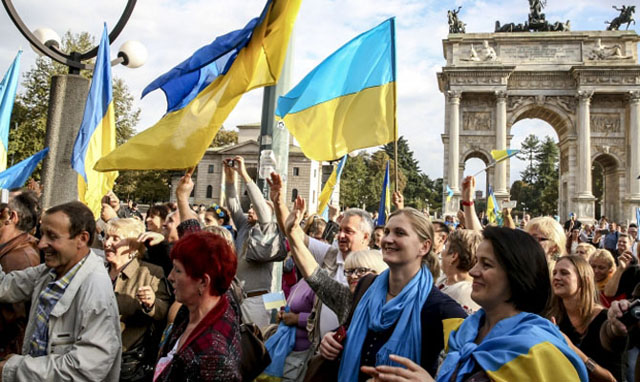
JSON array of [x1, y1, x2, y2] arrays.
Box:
[[0, 0, 637, 190]]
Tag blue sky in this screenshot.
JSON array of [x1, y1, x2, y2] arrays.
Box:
[[0, 0, 638, 195]]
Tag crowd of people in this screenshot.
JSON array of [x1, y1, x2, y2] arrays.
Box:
[[0, 156, 639, 382]]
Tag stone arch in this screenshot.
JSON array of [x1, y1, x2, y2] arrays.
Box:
[[507, 102, 574, 139], [592, 152, 623, 221], [462, 148, 492, 165]]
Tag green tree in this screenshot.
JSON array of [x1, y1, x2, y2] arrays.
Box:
[[382, 136, 439, 210], [210, 128, 238, 147], [517, 134, 540, 184], [536, 136, 559, 215], [339, 152, 375, 209]]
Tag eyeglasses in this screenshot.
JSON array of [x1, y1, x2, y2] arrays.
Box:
[[344, 267, 372, 277]]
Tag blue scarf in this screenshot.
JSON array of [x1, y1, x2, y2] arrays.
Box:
[[262, 307, 296, 378], [437, 310, 588, 382], [338, 265, 432, 382]]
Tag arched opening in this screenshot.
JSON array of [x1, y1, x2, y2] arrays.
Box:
[[462, 151, 491, 215], [206, 185, 213, 199], [508, 117, 561, 218], [592, 153, 621, 222]]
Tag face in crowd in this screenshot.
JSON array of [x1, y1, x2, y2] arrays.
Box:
[[380, 212, 431, 268], [336, 215, 370, 254], [39, 211, 90, 278]]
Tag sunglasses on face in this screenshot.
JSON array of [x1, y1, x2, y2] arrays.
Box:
[[344, 267, 372, 277]]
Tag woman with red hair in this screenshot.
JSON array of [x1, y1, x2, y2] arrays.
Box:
[[153, 231, 240, 382]]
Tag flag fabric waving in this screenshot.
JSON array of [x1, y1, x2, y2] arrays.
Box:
[[275, 18, 397, 161], [490, 149, 519, 162], [446, 184, 454, 203], [317, 155, 347, 217], [486, 186, 502, 225], [636, 207, 640, 225], [377, 161, 391, 226], [95, 0, 301, 171], [0, 147, 48, 190], [0, 51, 21, 171], [71, 24, 118, 218]]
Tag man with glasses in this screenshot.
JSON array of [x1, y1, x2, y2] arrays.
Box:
[[0, 201, 121, 381]]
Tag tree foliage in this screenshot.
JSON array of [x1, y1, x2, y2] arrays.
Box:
[[210, 128, 238, 147], [510, 134, 559, 216]]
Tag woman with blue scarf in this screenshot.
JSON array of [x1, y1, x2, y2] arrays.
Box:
[[309, 206, 467, 382], [362, 227, 589, 382]]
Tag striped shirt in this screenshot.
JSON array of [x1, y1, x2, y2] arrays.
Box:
[[28, 255, 88, 356]]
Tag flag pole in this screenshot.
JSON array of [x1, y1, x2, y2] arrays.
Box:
[[471, 151, 519, 177], [390, 17, 399, 192]]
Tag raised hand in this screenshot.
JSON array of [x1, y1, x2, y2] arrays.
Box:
[[392, 191, 404, 210], [267, 172, 284, 205], [461, 176, 476, 202]]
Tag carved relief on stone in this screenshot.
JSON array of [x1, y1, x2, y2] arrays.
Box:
[[463, 111, 492, 131], [507, 96, 533, 111], [507, 73, 576, 90], [461, 41, 498, 62], [590, 113, 621, 133], [450, 74, 506, 85], [463, 95, 493, 108], [579, 73, 640, 85], [628, 91, 640, 104], [546, 96, 577, 114], [577, 90, 594, 102], [587, 39, 633, 60], [447, 90, 462, 103], [560, 152, 569, 173], [592, 94, 624, 109]]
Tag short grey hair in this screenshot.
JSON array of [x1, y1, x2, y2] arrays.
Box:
[[342, 208, 374, 237]]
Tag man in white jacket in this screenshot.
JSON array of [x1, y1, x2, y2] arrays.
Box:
[[0, 201, 121, 381]]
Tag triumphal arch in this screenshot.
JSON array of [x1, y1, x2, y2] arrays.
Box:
[[439, 9, 640, 224]]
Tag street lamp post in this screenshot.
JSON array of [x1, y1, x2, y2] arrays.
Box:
[[1, 0, 146, 209]]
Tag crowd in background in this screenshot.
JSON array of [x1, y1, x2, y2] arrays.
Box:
[[0, 156, 639, 382]]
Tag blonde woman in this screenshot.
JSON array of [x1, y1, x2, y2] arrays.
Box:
[[527, 216, 567, 271], [437, 229, 483, 314], [575, 243, 597, 261], [103, 218, 171, 381], [550, 255, 620, 381], [589, 249, 616, 292]]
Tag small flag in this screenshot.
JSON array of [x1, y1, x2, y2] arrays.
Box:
[[71, 24, 118, 219], [0, 50, 22, 172], [377, 161, 391, 226], [263, 291, 286, 310], [486, 186, 502, 225], [446, 184, 454, 203], [317, 155, 347, 217], [491, 149, 519, 162], [0, 147, 48, 189]]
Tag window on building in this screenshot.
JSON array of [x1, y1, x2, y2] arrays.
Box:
[[313, 169, 317, 178], [206, 185, 213, 198], [208, 164, 214, 173], [291, 188, 298, 202], [312, 190, 316, 200], [293, 167, 300, 176]]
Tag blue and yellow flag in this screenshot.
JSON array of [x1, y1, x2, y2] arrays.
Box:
[[490, 149, 519, 162], [377, 161, 391, 226], [486, 186, 502, 226], [317, 155, 347, 217], [0, 51, 21, 172], [95, 0, 301, 171], [446, 184, 454, 203], [71, 24, 118, 218], [0, 147, 48, 190], [275, 18, 396, 161]]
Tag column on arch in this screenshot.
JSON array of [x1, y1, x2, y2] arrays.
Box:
[[629, 91, 640, 197], [447, 90, 462, 193], [576, 90, 594, 198], [494, 90, 508, 195]]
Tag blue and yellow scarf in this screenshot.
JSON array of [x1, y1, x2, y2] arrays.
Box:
[[438, 310, 588, 382], [338, 265, 432, 382]]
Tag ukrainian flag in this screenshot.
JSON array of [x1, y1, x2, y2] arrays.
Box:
[[446, 184, 454, 203], [377, 161, 391, 226], [486, 186, 502, 225], [275, 18, 396, 161], [317, 155, 347, 217], [438, 311, 587, 382], [0, 51, 22, 172], [71, 24, 118, 218], [95, 0, 301, 171], [0, 148, 49, 189], [490, 149, 519, 162]]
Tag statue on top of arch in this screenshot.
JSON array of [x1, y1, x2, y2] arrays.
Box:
[[448, 6, 466, 33], [495, 0, 570, 32], [606, 5, 636, 31]]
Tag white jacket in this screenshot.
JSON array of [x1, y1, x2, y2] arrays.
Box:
[[0, 251, 121, 381]]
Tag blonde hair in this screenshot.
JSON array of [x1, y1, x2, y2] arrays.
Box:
[[106, 218, 145, 239], [526, 216, 567, 258], [388, 208, 436, 274], [344, 249, 388, 274], [575, 243, 596, 261], [590, 249, 616, 272], [549, 256, 600, 329], [446, 229, 483, 272], [202, 225, 234, 247]]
